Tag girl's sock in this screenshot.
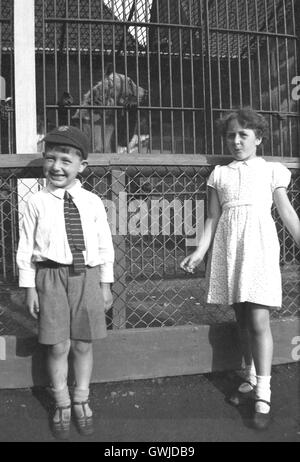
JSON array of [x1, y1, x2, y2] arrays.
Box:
[[255, 375, 271, 414], [238, 361, 257, 393]]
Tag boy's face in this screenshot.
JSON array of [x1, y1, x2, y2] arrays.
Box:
[[43, 145, 87, 189], [226, 119, 262, 162]]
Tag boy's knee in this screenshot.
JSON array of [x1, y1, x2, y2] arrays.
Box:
[[71, 340, 92, 355], [49, 339, 71, 357]]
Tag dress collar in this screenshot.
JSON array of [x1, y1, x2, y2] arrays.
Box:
[[228, 156, 265, 169], [46, 179, 82, 199]]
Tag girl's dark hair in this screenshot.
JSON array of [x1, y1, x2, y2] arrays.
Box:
[[216, 107, 269, 140]]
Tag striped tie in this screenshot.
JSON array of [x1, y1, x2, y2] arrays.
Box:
[[64, 191, 86, 274]]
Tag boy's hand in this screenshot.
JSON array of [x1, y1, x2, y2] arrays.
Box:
[[100, 283, 113, 312], [25, 287, 40, 319], [180, 250, 203, 274]]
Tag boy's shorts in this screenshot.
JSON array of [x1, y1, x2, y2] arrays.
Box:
[[35, 263, 107, 345]]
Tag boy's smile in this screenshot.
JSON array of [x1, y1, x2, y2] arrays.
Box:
[[43, 146, 87, 189], [226, 119, 262, 162]]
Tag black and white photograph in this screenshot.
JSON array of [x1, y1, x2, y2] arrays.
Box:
[[0, 0, 299, 445]]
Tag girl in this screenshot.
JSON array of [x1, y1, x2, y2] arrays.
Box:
[[180, 108, 300, 430]]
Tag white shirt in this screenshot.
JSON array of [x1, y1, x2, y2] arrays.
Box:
[[17, 179, 114, 287]]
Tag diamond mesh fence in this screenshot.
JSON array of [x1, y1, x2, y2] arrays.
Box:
[[0, 162, 299, 330]]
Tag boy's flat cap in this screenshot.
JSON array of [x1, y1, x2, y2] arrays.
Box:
[[43, 125, 89, 159]]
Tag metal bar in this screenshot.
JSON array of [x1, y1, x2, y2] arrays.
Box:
[[204, 0, 213, 153], [88, 0, 95, 152], [43, 16, 297, 40], [155, 0, 163, 153], [245, 1, 252, 108], [282, 0, 293, 157], [264, 0, 273, 158], [235, 0, 242, 107], [145, 0, 152, 153], [199, 0, 207, 154], [76, 0, 82, 128], [167, 0, 175, 154], [177, 0, 185, 154], [225, 0, 232, 111], [188, 0, 196, 154], [254, 0, 263, 110], [134, 1, 141, 154]]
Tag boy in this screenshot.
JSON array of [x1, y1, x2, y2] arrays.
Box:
[[17, 125, 114, 439]]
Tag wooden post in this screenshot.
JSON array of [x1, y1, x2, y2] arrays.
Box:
[[14, 0, 37, 153], [14, 0, 39, 228]]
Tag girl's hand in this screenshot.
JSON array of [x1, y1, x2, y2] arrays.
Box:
[[26, 287, 40, 319], [180, 250, 203, 273], [100, 283, 113, 312]]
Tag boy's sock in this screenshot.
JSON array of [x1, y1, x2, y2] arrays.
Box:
[[255, 375, 271, 414], [73, 387, 92, 418], [50, 386, 71, 423], [238, 361, 257, 393], [51, 386, 71, 408]]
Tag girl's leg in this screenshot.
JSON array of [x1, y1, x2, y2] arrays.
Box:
[[71, 340, 93, 419], [47, 340, 71, 430], [233, 303, 256, 389], [246, 303, 273, 421], [246, 303, 273, 377], [234, 302, 254, 367]]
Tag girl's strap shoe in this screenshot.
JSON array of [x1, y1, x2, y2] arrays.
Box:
[[228, 381, 255, 406], [252, 399, 271, 431]]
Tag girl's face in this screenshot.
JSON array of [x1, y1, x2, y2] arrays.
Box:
[[226, 119, 262, 162]]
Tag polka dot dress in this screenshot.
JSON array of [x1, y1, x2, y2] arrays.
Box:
[[206, 157, 291, 308]]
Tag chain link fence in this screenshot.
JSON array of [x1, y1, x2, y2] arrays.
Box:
[[0, 159, 299, 330]]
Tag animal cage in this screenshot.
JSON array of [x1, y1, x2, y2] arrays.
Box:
[[33, 0, 300, 156]]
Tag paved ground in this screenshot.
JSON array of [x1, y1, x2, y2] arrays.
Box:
[[0, 362, 299, 442]]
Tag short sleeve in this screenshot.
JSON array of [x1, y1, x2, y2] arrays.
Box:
[[207, 165, 220, 189], [271, 163, 291, 192]]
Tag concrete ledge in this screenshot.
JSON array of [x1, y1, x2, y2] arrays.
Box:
[[0, 318, 299, 388]]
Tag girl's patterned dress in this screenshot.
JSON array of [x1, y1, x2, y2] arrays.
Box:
[[206, 156, 291, 307]]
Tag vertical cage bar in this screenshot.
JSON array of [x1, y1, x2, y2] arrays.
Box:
[[177, 0, 185, 153], [283, 0, 293, 157], [145, 0, 152, 152], [167, 0, 175, 154], [156, 0, 163, 153], [188, 0, 196, 154], [88, 0, 95, 152], [235, 0, 243, 108], [225, 0, 232, 110], [264, 0, 273, 157], [204, 0, 213, 153], [199, 0, 207, 154]]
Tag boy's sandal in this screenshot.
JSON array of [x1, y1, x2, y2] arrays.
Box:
[[252, 399, 271, 431], [51, 405, 71, 440], [73, 400, 94, 436], [228, 381, 255, 406]]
